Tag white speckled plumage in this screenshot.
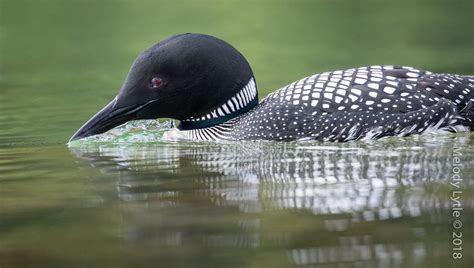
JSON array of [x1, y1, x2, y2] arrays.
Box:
[[166, 65, 474, 142]]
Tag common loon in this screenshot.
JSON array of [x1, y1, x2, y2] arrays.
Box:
[[70, 33, 474, 142]]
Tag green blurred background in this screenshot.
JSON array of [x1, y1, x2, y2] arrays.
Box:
[[1, 0, 473, 146], [1, 1, 474, 268]]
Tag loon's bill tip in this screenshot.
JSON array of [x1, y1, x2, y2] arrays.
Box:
[[69, 98, 134, 142]]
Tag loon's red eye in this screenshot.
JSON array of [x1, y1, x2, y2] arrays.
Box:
[[151, 77, 163, 88]]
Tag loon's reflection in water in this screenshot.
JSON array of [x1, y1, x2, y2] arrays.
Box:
[[69, 134, 474, 267]]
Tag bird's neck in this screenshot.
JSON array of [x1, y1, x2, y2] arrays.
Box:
[[178, 78, 258, 130]]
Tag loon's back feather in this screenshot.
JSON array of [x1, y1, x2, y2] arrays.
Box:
[[227, 65, 474, 141]]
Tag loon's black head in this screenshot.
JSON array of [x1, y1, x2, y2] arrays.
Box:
[[70, 33, 257, 142]]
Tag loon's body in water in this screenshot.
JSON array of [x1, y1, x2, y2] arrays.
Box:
[[70, 33, 474, 142]]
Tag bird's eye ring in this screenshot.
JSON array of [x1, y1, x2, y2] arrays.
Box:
[[151, 77, 163, 88]]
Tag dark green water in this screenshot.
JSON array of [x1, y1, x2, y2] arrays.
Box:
[[1, 0, 473, 267]]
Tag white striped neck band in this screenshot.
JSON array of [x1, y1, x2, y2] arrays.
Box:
[[178, 78, 258, 130]]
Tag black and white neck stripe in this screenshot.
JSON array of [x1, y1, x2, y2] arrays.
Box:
[[184, 78, 257, 123], [165, 78, 258, 141], [167, 119, 237, 141]]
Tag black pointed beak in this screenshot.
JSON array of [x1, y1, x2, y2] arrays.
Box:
[[69, 98, 140, 142]]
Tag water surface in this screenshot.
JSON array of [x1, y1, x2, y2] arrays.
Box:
[[1, 0, 473, 267]]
